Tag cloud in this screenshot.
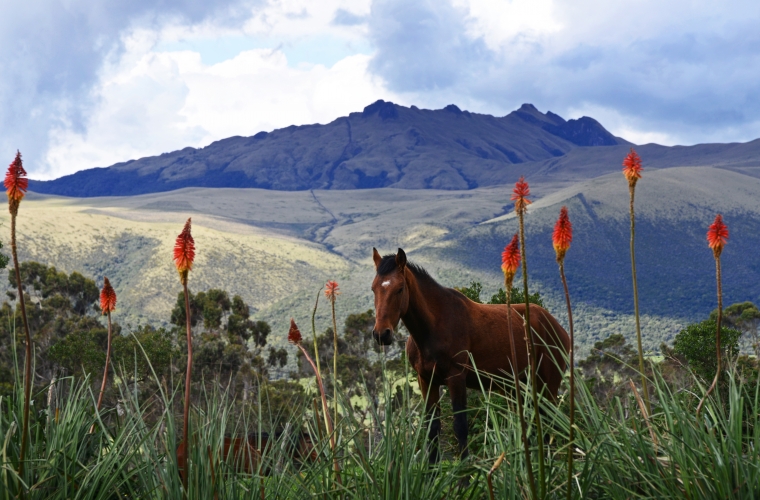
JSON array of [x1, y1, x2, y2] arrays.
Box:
[[0, 0, 254, 175], [368, 0, 492, 92], [332, 9, 367, 26], [5, 0, 760, 180], [366, 0, 760, 145], [44, 30, 397, 179]]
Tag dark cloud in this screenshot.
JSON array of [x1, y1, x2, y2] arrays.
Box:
[[368, 0, 492, 92], [0, 0, 256, 175], [367, 0, 760, 144]]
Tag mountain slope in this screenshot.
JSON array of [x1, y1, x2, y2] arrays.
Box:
[[529, 139, 760, 182], [8, 167, 760, 354], [29, 102, 624, 196], [448, 167, 760, 325]]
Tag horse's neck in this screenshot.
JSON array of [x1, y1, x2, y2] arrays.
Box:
[[401, 271, 442, 349]]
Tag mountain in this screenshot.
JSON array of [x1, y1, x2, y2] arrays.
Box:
[[17, 100, 760, 357], [29, 101, 626, 196], [448, 167, 760, 328]]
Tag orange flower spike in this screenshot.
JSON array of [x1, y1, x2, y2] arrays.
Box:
[[173, 218, 195, 284], [552, 206, 573, 263], [511, 176, 532, 214], [622, 148, 643, 187], [324, 280, 340, 302], [100, 277, 117, 314], [5, 151, 28, 211], [288, 318, 303, 345], [501, 234, 521, 281], [707, 214, 729, 258]]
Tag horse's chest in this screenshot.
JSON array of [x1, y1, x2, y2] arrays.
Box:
[[406, 338, 457, 381]]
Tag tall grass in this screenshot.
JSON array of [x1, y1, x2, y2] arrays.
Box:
[[0, 334, 758, 498]]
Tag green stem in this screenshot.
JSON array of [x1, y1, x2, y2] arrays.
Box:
[[311, 288, 323, 377], [506, 285, 537, 499], [560, 262, 575, 500], [629, 186, 652, 416], [698, 257, 722, 417], [518, 211, 545, 498], [297, 344, 341, 483], [96, 311, 112, 412], [331, 299, 339, 427], [182, 281, 192, 493], [311, 288, 333, 439], [11, 211, 32, 479]]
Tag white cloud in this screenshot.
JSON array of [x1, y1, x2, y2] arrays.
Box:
[[9, 0, 760, 178], [43, 27, 396, 179], [454, 0, 562, 50], [368, 0, 760, 147]]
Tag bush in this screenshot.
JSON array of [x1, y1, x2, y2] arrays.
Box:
[[673, 319, 741, 382], [455, 280, 543, 306]]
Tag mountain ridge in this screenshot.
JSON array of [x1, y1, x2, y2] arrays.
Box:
[[29, 100, 760, 197], [29, 100, 626, 196]]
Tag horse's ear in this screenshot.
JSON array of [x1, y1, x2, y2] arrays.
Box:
[[396, 248, 407, 270], [372, 247, 382, 270]]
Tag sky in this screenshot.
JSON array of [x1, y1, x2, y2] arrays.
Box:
[[2, 0, 759, 180]]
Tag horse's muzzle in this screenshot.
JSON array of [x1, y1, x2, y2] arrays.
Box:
[[373, 328, 394, 346]]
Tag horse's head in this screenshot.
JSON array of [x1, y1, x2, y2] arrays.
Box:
[[371, 247, 409, 345]]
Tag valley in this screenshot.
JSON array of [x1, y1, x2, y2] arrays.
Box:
[[10, 164, 758, 357]]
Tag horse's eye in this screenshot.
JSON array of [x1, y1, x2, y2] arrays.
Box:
[[397, 287, 403, 294]]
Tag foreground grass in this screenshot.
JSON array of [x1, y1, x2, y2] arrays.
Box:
[[1, 350, 759, 498]]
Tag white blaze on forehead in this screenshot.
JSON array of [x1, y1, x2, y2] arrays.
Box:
[[381, 280, 391, 287]]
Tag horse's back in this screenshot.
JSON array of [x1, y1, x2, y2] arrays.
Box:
[[462, 300, 569, 395]]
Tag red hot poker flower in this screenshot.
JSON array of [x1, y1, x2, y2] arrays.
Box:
[[501, 234, 521, 283], [325, 280, 340, 302], [622, 148, 643, 187], [553, 206, 572, 263], [4, 151, 28, 209], [707, 214, 728, 258], [511, 176, 532, 214], [100, 277, 117, 314], [288, 318, 303, 345], [173, 218, 195, 284]]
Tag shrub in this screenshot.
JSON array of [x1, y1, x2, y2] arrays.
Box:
[[454, 280, 543, 306], [673, 319, 741, 382], [711, 301, 760, 354]]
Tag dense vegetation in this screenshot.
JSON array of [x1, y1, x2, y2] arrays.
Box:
[[1, 263, 759, 498]]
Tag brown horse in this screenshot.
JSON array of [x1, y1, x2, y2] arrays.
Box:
[[371, 248, 570, 461]]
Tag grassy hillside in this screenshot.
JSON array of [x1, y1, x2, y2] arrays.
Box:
[[466, 166, 760, 321], [0, 194, 348, 329], [8, 166, 758, 356]]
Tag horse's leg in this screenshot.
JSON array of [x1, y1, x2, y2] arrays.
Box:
[[447, 377, 469, 460], [418, 376, 441, 464]]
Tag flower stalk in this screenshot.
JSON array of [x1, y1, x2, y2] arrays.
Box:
[[623, 148, 651, 416], [512, 176, 545, 497], [289, 319, 341, 483], [697, 214, 729, 417], [325, 280, 340, 425], [95, 277, 117, 413], [502, 234, 536, 499], [552, 207, 575, 500], [5, 151, 31, 476], [310, 287, 333, 449], [173, 218, 195, 492]]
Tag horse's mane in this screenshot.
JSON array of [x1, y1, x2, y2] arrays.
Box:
[[377, 254, 439, 288]]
